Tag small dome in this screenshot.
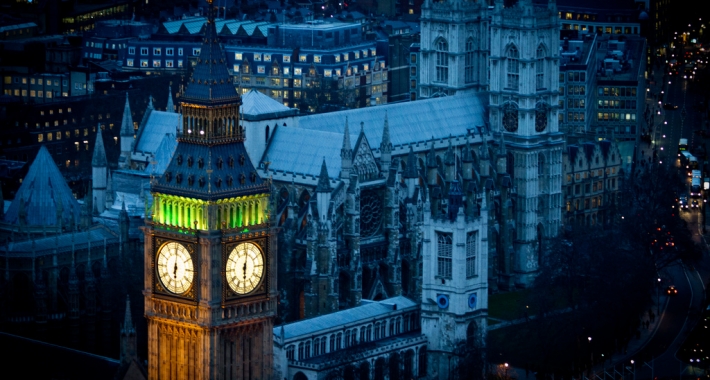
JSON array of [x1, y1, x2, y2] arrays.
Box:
[[638, 11, 649, 20]]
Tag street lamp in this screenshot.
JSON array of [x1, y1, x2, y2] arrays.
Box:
[[588, 337, 593, 367], [504, 363, 509, 379]]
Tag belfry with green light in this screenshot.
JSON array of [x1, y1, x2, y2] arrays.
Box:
[[143, 0, 276, 378]]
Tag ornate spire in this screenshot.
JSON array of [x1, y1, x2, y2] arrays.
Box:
[[444, 138, 455, 166], [404, 146, 418, 179], [426, 140, 437, 168], [120, 92, 133, 137], [380, 111, 392, 154], [166, 85, 174, 113], [121, 295, 135, 335], [92, 125, 107, 167], [316, 158, 331, 193], [479, 128, 490, 161], [463, 138, 474, 163], [341, 117, 352, 159]]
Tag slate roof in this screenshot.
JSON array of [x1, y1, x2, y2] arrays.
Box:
[[276, 296, 417, 340], [4, 225, 118, 255], [3, 146, 80, 227], [144, 133, 177, 176], [0, 332, 120, 380], [266, 127, 358, 179], [135, 111, 180, 154], [151, 140, 268, 201], [181, 6, 241, 105], [297, 93, 487, 147], [241, 89, 297, 120]]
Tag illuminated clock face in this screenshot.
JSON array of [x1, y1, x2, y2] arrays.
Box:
[[226, 242, 265, 295], [156, 242, 194, 295]]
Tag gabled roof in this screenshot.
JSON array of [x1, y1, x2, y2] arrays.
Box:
[[135, 111, 180, 154], [181, 10, 241, 105], [3, 146, 80, 227], [143, 133, 177, 176], [276, 296, 417, 340], [267, 127, 357, 179], [297, 93, 487, 147], [241, 89, 296, 120]]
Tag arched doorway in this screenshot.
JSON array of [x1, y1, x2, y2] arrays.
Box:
[[293, 372, 308, 380]]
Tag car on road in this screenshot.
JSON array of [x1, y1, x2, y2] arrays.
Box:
[[666, 285, 678, 295], [679, 195, 689, 209], [663, 103, 679, 110]]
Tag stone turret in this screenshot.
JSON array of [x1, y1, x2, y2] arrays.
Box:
[[444, 139, 455, 182], [316, 159, 332, 224], [119, 93, 134, 169], [120, 295, 137, 366], [92, 125, 107, 214], [340, 118, 353, 181], [166, 85, 174, 113], [380, 112, 393, 174], [404, 147, 418, 198], [426, 141, 438, 186], [462, 138, 474, 181]]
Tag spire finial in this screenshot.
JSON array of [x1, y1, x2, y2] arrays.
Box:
[[316, 158, 331, 192]]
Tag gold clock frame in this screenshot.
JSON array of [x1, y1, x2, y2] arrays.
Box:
[[152, 236, 198, 301], [222, 237, 269, 303]]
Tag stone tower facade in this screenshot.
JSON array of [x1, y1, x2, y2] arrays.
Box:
[[143, 1, 276, 378], [420, 176, 489, 377], [419, 0, 490, 98], [488, 0, 563, 287]]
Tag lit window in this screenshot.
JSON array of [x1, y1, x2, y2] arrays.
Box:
[[283, 55, 290, 63], [335, 55, 340, 63], [294, 67, 302, 76], [166, 48, 173, 56], [264, 54, 271, 62], [127, 59, 134, 67], [178, 60, 183, 68], [235, 52, 243, 60], [178, 48, 183, 56], [324, 69, 332, 77], [129, 47, 135, 55], [153, 60, 161, 67], [141, 60, 148, 67], [192, 48, 200, 56], [283, 67, 290, 75], [166, 60, 174, 68], [254, 53, 261, 61], [233, 65, 240, 73], [258, 66, 265, 74], [314, 55, 322, 63], [140, 48, 148, 55], [299, 54, 307, 62]]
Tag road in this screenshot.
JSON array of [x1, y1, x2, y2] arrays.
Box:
[[626, 69, 710, 379]]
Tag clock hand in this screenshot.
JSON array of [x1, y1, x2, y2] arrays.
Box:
[[173, 261, 178, 279]]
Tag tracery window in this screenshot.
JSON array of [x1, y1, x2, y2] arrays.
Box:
[[535, 103, 549, 132], [502, 103, 518, 132], [536, 46, 546, 90], [507, 46, 519, 90], [437, 232, 453, 278], [466, 231, 477, 278], [465, 38, 475, 83], [435, 39, 449, 83]]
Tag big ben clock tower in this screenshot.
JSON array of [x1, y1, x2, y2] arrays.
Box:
[[143, 1, 276, 378]]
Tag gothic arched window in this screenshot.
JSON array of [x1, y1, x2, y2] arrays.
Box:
[[435, 39, 449, 83], [502, 102, 518, 132], [506, 46, 519, 90], [536, 45, 546, 90], [465, 38, 475, 84]]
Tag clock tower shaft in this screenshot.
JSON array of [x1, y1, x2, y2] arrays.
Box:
[[143, 0, 276, 378]]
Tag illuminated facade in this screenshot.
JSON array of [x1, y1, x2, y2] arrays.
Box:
[[143, 1, 276, 378]]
